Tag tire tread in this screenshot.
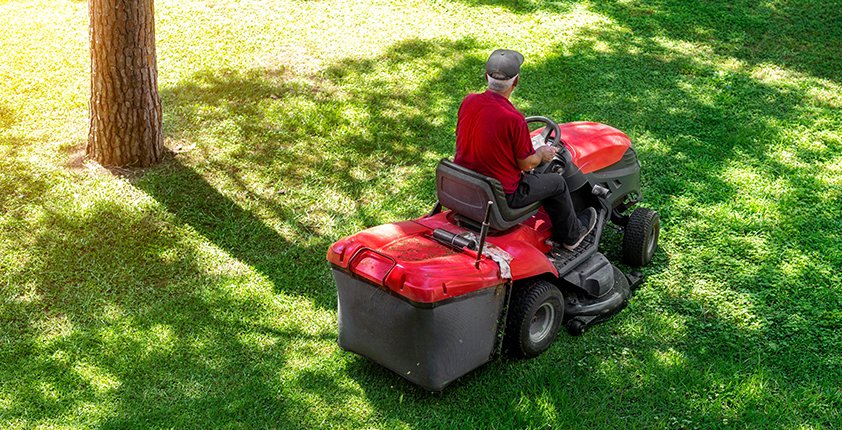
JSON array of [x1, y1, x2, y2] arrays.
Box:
[[622, 207, 659, 266], [505, 280, 563, 358]]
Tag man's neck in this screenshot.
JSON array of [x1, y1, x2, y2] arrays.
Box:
[[487, 88, 513, 99]]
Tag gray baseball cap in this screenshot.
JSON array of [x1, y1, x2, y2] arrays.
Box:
[[485, 49, 524, 80]]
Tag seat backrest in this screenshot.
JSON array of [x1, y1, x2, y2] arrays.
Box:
[[435, 159, 540, 231]]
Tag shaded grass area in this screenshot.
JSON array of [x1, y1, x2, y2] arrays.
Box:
[[1, 0, 840, 428]]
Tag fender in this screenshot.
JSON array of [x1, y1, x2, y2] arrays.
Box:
[[498, 239, 559, 281]]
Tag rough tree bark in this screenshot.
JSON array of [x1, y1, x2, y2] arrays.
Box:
[[87, 0, 163, 167]]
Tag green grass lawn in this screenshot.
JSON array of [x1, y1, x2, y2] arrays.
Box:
[[1, 0, 840, 428]]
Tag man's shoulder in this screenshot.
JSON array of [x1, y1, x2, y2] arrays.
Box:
[[461, 92, 486, 105]]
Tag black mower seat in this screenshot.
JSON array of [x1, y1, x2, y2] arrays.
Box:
[[435, 159, 541, 231]]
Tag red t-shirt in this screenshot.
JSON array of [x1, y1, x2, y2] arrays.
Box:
[[454, 91, 534, 194]]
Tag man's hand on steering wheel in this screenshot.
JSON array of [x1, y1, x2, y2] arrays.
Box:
[[537, 145, 557, 163], [524, 116, 568, 174]]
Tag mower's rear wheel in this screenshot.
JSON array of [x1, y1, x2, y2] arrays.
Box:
[[622, 207, 660, 267], [505, 280, 564, 358]]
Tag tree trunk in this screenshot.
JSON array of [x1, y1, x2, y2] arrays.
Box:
[[87, 0, 163, 167]]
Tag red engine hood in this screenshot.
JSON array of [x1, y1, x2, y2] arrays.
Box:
[[327, 211, 558, 303], [532, 121, 631, 174]]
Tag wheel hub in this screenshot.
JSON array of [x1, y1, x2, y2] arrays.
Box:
[[529, 303, 555, 343]]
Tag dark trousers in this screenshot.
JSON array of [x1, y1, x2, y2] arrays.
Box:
[[507, 172, 579, 244]]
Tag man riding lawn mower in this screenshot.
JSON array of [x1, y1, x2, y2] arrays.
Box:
[[327, 50, 660, 391]]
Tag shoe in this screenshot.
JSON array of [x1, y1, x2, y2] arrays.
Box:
[[563, 207, 598, 251]]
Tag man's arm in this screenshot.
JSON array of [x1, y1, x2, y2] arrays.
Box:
[[517, 145, 556, 171]]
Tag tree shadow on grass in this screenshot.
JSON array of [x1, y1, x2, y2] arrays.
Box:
[[82, 37, 500, 427], [453, 0, 842, 83], [1, 39, 499, 428], [157, 41, 504, 238], [0, 150, 52, 222], [148, 38, 490, 310], [589, 0, 842, 84], [0, 176, 357, 427], [134, 157, 338, 310], [451, 0, 579, 14], [0, 103, 15, 131]]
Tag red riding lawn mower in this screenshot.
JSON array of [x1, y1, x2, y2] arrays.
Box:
[[327, 116, 660, 391]]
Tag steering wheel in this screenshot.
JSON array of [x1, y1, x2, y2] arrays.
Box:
[[525, 116, 567, 174], [525, 116, 561, 148]]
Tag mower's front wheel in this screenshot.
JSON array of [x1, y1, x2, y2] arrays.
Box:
[[505, 280, 564, 358], [622, 207, 660, 267]]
